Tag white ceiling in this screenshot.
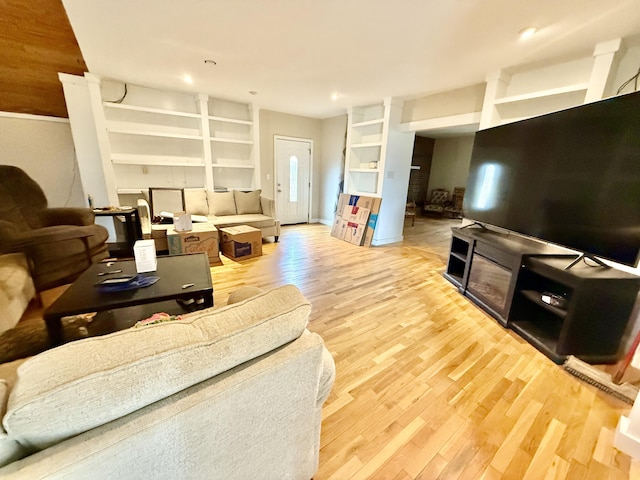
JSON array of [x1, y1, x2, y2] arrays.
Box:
[[62, 0, 640, 119]]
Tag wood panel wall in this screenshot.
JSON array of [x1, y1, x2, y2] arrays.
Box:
[[0, 0, 86, 118]]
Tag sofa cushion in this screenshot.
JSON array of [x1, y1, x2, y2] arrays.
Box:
[[183, 188, 209, 216], [234, 189, 263, 215], [207, 191, 236, 216], [208, 214, 276, 229], [3, 285, 311, 450], [0, 381, 26, 468]]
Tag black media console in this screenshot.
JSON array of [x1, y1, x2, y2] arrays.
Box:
[[444, 227, 640, 364]]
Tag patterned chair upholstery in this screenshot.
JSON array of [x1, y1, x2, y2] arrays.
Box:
[[404, 201, 416, 227], [444, 187, 465, 218], [423, 188, 450, 217]]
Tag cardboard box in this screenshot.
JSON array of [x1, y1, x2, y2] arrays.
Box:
[[344, 221, 367, 245], [143, 227, 169, 252], [167, 223, 221, 265], [331, 217, 348, 240], [219, 225, 262, 260], [342, 205, 370, 225], [331, 216, 346, 240], [332, 194, 381, 247]]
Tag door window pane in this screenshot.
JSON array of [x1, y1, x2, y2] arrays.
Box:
[[289, 155, 298, 202]]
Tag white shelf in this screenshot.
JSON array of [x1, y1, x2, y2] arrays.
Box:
[[349, 168, 380, 173], [351, 142, 383, 148], [111, 154, 204, 166], [103, 102, 201, 118], [107, 126, 203, 140], [209, 115, 253, 125], [88, 78, 259, 201], [116, 188, 149, 194], [494, 83, 589, 105], [212, 163, 255, 169], [352, 118, 384, 128], [210, 137, 253, 145], [399, 111, 481, 138], [349, 190, 380, 196]]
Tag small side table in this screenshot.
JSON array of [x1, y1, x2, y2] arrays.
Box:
[[93, 208, 142, 257]]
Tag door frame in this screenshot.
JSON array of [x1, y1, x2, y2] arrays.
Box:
[[273, 135, 314, 224]]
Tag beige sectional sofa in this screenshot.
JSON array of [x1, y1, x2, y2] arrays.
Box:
[[182, 189, 281, 241], [0, 254, 35, 336], [0, 285, 335, 479], [138, 189, 280, 252]]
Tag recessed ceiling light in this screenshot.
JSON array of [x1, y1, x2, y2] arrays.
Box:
[[204, 59, 217, 65], [331, 92, 339, 101], [519, 26, 538, 41], [182, 74, 193, 84]]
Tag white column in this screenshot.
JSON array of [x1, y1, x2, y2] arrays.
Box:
[[585, 38, 622, 103], [372, 98, 416, 246], [59, 73, 116, 207], [251, 104, 261, 190], [615, 390, 640, 459], [84, 73, 119, 206], [479, 70, 511, 130], [198, 93, 214, 191]]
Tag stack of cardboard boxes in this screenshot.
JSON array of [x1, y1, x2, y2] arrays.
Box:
[[331, 194, 382, 247], [167, 223, 222, 265], [167, 223, 264, 264]]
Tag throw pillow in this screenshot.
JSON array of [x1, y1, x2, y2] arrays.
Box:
[[183, 188, 209, 216], [207, 191, 237, 216], [234, 189, 263, 215], [228, 286, 263, 305]]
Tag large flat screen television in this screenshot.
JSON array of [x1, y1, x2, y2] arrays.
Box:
[[464, 90, 640, 267]]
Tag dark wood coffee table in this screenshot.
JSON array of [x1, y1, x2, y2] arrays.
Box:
[[44, 253, 214, 345]]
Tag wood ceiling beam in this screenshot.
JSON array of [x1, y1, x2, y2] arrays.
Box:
[[0, 0, 87, 118]]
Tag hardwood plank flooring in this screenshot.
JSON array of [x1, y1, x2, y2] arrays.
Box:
[[28, 217, 640, 478]]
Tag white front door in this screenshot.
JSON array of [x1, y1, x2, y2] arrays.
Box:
[[274, 137, 312, 225]]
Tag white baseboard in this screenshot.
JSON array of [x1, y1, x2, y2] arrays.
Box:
[[372, 235, 404, 246]]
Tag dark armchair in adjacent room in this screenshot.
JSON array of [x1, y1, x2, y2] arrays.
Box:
[[0, 165, 109, 292]]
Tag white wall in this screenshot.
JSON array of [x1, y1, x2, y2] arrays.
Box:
[[427, 135, 475, 195], [0, 113, 85, 207], [318, 114, 347, 224], [259, 110, 323, 220]]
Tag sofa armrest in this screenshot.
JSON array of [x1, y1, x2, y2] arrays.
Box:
[[0, 221, 21, 253], [39, 208, 95, 227], [317, 346, 336, 407], [260, 197, 276, 218], [9, 226, 93, 251]]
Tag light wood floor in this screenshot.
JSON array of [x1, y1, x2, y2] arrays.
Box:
[[38, 217, 639, 479], [213, 218, 638, 480]]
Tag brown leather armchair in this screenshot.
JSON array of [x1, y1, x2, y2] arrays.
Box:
[[0, 165, 110, 292]]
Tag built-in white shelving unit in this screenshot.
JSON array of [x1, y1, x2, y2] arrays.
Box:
[[85, 75, 260, 205], [479, 39, 621, 130], [400, 38, 623, 137], [344, 101, 388, 196], [343, 98, 416, 245]]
